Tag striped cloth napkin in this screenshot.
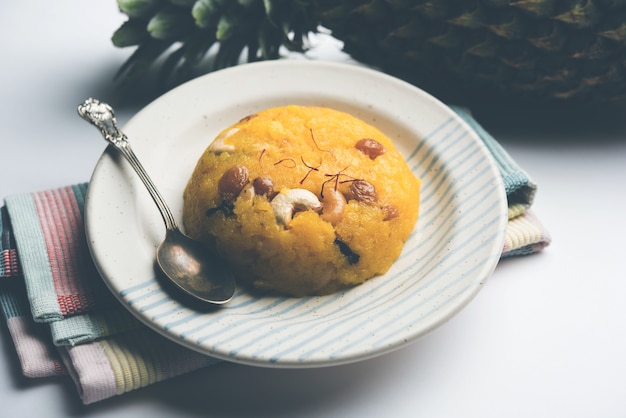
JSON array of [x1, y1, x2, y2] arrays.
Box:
[[452, 107, 551, 257], [0, 109, 550, 404]]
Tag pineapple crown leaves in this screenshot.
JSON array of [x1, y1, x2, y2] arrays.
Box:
[[111, 0, 626, 102], [112, 0, 319, 88]]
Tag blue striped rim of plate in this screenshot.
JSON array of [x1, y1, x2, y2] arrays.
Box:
[[86, 61, 507, 367]]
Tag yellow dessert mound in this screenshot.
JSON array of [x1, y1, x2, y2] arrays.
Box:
[[183, 105, 420, 296]]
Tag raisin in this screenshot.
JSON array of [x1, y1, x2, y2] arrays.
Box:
[[382, 204, 399, 221], [348, 180, 377, 204], [252, 176, 274, 197], [334, 239, 360, 265], [206, 201, 235, 217], [218, 165, 249, 201], [355, 138, 385, 160]]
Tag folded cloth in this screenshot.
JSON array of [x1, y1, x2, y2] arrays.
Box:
[[451, 107, 537, 210], [451, 106, 551, 256], [0, 111, 550, 404], [1, 207, 219, 403], [2, 185, 143, 346]]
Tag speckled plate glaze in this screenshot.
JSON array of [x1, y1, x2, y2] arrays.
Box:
[[85, 60, 507, 368]]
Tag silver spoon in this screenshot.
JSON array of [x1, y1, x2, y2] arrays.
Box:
[[78, 98, 235, 305]]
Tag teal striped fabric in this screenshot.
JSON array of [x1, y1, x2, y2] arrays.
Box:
[[452, 107, 550, 257], [0, 282, 27, 319], [451, 106, 537, 211], [3, 193, 61, 322]]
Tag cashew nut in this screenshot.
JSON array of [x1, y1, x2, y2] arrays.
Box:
[[238, 183, 256, 204], [271, 188, 322, 225], [208, 128, 238, 153], [320, 188, 346, 225]]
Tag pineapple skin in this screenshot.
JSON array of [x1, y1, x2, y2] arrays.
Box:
[[113, 0, 626, 103]]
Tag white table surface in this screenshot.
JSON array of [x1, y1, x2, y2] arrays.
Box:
[[2, 2, 626, 417]]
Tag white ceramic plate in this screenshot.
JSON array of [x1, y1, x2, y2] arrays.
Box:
[[86, 60, 507, 368]]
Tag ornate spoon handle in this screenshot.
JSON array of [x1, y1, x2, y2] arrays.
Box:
[[78, 98, 177, 231]]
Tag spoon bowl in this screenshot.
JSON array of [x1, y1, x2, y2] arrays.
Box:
[[157, 229, 235, 303], [78, 98, 235, 305]]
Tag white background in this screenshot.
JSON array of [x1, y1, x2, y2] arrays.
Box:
[[1, 2, 625, 417]]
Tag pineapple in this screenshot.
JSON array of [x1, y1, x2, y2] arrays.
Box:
[[112, 0, 626, 102]]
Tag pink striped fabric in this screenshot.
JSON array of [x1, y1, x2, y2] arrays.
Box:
[[32, 188, 99, 315], [6, 316, 66, 377]]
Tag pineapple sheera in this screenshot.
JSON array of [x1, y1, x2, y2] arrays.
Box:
[[183, 105, 420, 297]]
